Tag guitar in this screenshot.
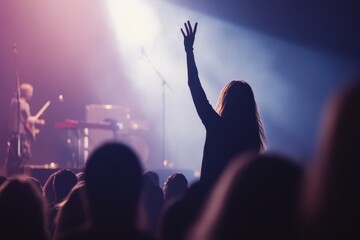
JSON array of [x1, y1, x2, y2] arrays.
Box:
[[25, 100, 51, 140]]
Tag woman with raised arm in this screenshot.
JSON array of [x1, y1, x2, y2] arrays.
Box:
[[181, 21, 266, 190]]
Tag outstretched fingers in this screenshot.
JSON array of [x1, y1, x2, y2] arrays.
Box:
[[185, 22, 190, 35], [188, 20, 193, 33], [181, 21, 198, 52], [181, 21, 198, 40], [181, 22, 191, 37], [193, 22, 198, 35], [181, 21, 198, 36], [181, 28, 186, 37]]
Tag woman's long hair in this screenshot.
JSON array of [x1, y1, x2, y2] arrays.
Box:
[[215, 80, 266, 152]]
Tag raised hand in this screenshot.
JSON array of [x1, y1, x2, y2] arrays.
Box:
[[181, 21, 198, 52]]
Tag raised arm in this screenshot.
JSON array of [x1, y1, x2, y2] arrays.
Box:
[[181, 21, 219, 127]]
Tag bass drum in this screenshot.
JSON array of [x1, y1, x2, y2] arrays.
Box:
[[123, 134, 149, 166]]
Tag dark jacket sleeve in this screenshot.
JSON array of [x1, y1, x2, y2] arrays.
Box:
[[186, 50, 219, 128]]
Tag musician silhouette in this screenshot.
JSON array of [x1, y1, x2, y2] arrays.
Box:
[[6, 83, 45, 176]]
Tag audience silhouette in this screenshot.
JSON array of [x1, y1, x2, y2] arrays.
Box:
[[300, 78, 360, 240], [0, 176, 49, 240], [159, 180, 207, 240], [54, 181, 90, 240], [138, 174, 164, 239], [58, 142, 152, 240], [163, 173, 189, 204], [144, 171, 160, 187], [49, 169, 78, 238], [27, 176, 43, 193], [43, 172, 57, 205], [0, 176, 7, 186], [188, 153, 303, 240], [181, 21, 266, 191]]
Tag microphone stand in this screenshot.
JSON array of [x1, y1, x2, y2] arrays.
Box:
[[142, 47, 173, 168], [13, 44, 22, 159]]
